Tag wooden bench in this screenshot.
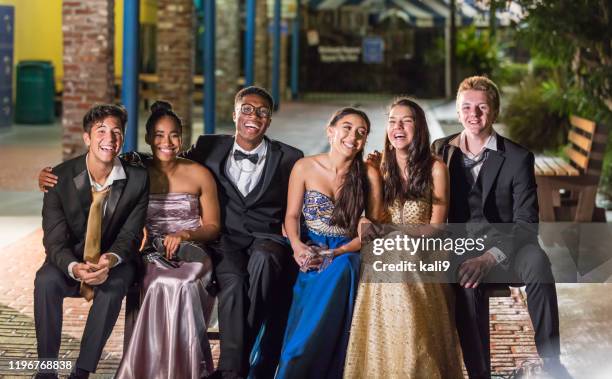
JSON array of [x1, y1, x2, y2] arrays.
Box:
[[534, 115, 609, 222]]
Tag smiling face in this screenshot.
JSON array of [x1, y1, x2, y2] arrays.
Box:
[[83, 116, 124, 164], [146, 116, 182, 162], [327, 113, 369, 158], [387, 105, 415, 151], [457, 89, 496, 138], [233, 93, 272, 150]]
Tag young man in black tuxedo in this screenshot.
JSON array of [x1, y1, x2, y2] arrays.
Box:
[[182, 87, 303, 379], [432, 76, 569, 379], [35, 105, 149, 379]]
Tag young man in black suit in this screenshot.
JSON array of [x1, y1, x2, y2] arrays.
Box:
[[182, 87, 303, 379], [432, 76, 569, 379], [35, 105, 149, 379]]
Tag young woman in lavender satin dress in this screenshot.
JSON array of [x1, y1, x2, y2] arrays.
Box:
[[116, 101, 221, 379], [274, 107, 383, 378]]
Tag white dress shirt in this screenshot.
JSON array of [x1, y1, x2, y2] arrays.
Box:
[[68, 156, 126, 280], [458, 131, 508, 266], [225, 139, 268, 197], [458, 130, 498, 182]]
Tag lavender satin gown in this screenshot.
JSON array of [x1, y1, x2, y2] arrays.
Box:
[[116, 193, 215, 379]]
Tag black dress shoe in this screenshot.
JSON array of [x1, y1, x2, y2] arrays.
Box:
[[542, 358, 572, 379], [207, 370, 243, 379], [67, 367, 90, 379], [34, 373, 58, 379]]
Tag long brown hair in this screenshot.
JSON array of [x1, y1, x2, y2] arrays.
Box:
[[381, 98, 433, 207], [328, 107, 371, 236]]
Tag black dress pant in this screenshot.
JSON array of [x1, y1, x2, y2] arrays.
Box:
[[456, 244, 560, 379], [34, 261, 135, 373], [213, 238, 297, 377]]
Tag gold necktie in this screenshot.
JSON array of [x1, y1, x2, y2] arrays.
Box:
[[80, 187, 110, 301]]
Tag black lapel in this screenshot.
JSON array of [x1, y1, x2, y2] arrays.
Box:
[[247, 137, 282, 206], [480, 146, 505, 204], [444, 144, 459, 172], [217, 138, 247, 204], [73, 158, 92, 220], [212, 137, 235, 178], [441, 133, 462, 176], [102, 176, 126, 234]]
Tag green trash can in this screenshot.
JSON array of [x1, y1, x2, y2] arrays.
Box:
[[15, 60, 55, 124]]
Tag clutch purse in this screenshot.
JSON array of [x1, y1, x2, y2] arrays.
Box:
[[142, 237, 210, 268]]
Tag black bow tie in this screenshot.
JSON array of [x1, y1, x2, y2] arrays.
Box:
[[233, 150, 259, 164]]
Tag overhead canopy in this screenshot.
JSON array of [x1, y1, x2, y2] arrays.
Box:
[[307, 0, 524, 28]]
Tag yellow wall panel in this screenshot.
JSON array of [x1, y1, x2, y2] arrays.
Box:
[[0, 0, 63, 90], [0, 0, 158, 92]]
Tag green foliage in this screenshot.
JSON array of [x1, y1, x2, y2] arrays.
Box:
[[516, 0, 612, 201], [528, 55, 558, 80], [456, 26, 499, 76], [502, 77, 567, 152], [423, 26, 499, 77], [493, 61, 528, 86]]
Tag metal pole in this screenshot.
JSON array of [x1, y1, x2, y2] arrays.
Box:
[[271, 0, 281, 110], [245, 0, 256, 86], [290, 0, 300, 100], [122, 0, 139, 152], [445, 0, 457, 99], [450, 0, 457, 95], [203, 0, 216, 134]]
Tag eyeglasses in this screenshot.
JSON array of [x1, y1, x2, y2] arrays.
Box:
[[237, 103, 272, 119]]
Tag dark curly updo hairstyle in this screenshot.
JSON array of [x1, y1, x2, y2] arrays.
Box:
[[328, 107, 371, 236], [145, 100, 183, 136], [381, 97, 434, 207]]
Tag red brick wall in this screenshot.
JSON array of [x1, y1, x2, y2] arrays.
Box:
[[157, 0, 195, 148], [61, 0, 115, 160]]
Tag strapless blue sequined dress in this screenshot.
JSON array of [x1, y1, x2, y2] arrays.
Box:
[[275, 190, 360, 379]]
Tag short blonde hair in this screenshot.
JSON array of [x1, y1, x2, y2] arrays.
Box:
[[457, 76, 500, 119]]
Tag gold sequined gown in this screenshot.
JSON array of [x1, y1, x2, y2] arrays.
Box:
[[343, 195, 464, 379]]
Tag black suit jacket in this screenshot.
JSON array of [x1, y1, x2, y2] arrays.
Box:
[[432, 133, 539, 261], [42, 155, 149, 278], [182, 135, 303, 251]]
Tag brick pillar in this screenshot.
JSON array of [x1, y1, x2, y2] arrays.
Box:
[[255, 0, 269, 87], [62, 0, 115, 161], [157, 0, 195, 148], [216, 0, 240, 123]]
